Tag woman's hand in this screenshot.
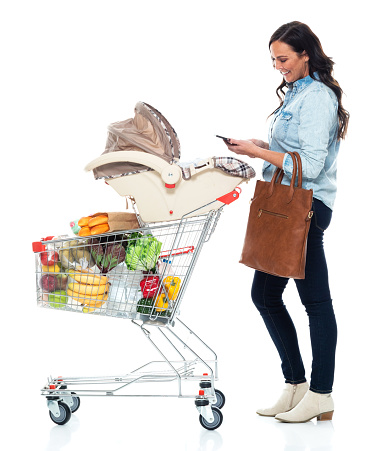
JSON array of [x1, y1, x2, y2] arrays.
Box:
[[249, 139, 269, 149], [225, 138, 284, 169], [225, 139, 261, 158]]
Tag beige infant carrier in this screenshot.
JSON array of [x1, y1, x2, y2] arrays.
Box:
[[85, 102, 256, 222]]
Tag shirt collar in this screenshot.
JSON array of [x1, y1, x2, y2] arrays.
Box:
[[287, 72, 319, 93]]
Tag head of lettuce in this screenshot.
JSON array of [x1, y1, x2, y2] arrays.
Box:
[[125, 233, 162, 272]]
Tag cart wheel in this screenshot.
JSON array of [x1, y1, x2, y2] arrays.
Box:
[[199, 407, 223, 430], [212, 389, 225, 410], [70, 392, 80, 413], [49, 401, 72, 425]]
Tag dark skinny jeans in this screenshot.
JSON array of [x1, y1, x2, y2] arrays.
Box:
[[251, 198, 337, 394]]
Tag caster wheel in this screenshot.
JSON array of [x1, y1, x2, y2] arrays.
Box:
[[49, 401, 72, 425], [70, 392, 80, 413], [212, 389, 225, 409], [199, 406, 223, 430]]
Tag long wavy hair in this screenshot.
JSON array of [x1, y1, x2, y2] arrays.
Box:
[[269, 21, 349, 140]]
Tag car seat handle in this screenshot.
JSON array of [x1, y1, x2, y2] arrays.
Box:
[[84, 151, 182, 187]]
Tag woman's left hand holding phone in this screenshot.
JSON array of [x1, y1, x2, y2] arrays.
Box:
[[223, 138, 259, 158]]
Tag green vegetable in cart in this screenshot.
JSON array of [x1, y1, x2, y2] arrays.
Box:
[[90, 240, 126, 273], [137, 297, 154, 315], [136, 297, 170, 317], [125, 234, 162, 271], [48, 290, 68, 309]]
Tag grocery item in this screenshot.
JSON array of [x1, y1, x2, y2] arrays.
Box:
[[78, 216, 92, 227], [40, 251, 59, 266], [78, 212, 139, 237], [55, 273, 68, 290], [125, 233, 162, 271], [106, 264, 143, 315], [154, 293, 169, 312], [88, 215, 108, 228], [40, 274, 59, 292], [71, 272, 108, 285], [70, 220, 81, 235], [91, 240, 126, 273], [139, 276, 160, 298], [90, 224, 110, 235], [157, 259, 174, 277], [42, 264, 61, 273], [163, 276, 181, 301], [79, 213, 110, 237], [136, 297, 170, 317], [79, 227, 91, 237], [66, 268, 109, 312], [59, 240, 93, 271], [48, 290, 68, 309], [83, 307, 101, 313], [68, 282, 108, 296], [67, 288, 108, 307]]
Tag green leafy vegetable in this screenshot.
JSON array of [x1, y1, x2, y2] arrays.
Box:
[[125, 234, 162, 271], [90, 240, 126, 273]]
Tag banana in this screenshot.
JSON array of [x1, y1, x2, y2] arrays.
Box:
[[71, 272, 108, 285], [67, 288, 108, 307], [83, 307, 97, 313], [67, 282, 108, 296]]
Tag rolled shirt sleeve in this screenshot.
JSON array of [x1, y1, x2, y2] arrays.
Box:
[[282, 88, 338, 180]]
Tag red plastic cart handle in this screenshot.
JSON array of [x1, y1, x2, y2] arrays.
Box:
[[160, 246, 195, 258], [32, 236, 55, 253], [216, 187, 242, 205]]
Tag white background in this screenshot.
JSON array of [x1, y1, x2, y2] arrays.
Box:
[[1, 1, 381, 450]]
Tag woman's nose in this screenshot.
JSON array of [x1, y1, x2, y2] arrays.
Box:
[[274, 60, 282, 70]]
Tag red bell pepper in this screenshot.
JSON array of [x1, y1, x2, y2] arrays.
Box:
[[140, 276, 160, 299]]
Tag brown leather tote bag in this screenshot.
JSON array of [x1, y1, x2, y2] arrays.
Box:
[[239, 151, 313, 279]]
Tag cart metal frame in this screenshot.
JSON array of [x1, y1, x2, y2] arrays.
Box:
[[35, 191, 241, 429]]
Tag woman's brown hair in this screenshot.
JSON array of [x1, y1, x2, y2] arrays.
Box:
[[269, 21, 349, 140]]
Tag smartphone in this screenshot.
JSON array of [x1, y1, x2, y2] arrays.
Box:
[[216, 135, 237, 146]]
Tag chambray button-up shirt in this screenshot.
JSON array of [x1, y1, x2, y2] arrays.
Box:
[[263, 73, 340, 210]]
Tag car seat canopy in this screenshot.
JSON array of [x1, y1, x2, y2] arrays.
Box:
[[92, 101, 181, 180]]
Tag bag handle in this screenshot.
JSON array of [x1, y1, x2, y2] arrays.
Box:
[[292, 151, 303, 188], [267, 151, 302, 202]]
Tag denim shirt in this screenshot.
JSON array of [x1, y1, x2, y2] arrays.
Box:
[[263, 73, 340, 210]]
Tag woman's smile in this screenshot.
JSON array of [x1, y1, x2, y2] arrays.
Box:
[[270, 40, 309, 83]]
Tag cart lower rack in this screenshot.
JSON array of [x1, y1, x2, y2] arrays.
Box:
[[43, 319, 224, 430], [33, 199, 239, 430]]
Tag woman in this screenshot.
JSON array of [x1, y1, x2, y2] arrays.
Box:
[[225, 21, 349, 423]]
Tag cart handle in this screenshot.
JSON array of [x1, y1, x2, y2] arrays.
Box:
[[84, 151, 182, 188], [32, 236, 55, 253], [216, 187, 242, 204], [159, 246, 195, 258]]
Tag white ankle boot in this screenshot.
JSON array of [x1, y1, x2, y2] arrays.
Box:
[[275, 389, 334, 423], [256, 382, 309, 417]]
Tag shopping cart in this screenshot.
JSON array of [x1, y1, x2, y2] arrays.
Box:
[[34, 194, 242, 430]]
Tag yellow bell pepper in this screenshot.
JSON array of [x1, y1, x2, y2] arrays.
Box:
[[155, 293, 169, 312], [163, 276, 181, 301]]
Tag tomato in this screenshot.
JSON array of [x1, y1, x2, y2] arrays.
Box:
[[40, 251, 59, 266]]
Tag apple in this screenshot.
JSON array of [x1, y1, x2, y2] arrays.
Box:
[[55, 273, 68, 290], [40, 251, 59, 266], [48, 290, 68, 309], [40, 274, 58, 292]]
